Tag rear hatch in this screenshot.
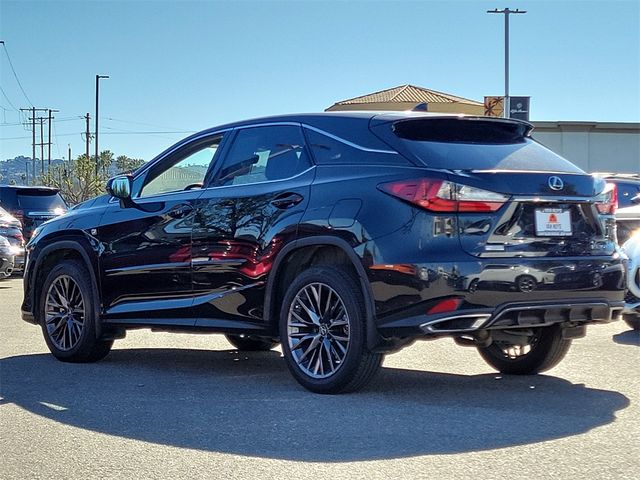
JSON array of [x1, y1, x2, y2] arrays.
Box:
[[371, 115, 613, 258], [11, 188, 67, 238]]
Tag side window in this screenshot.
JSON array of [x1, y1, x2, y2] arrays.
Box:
[[140, 135, 224, 198], [212, 125, 311, 187], [305, 128, 403, 165]]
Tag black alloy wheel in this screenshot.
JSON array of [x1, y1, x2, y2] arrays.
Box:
[[40, 260, 113, 362], [280, 266, 382, 394]]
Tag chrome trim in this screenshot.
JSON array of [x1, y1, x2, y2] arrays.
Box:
[[27, 211, 58, 216], [420, 313, 491, 333], [105, 261, 191, 275], [514, 196, 595, 203], [302, 124, 398, 154], [131, 128, 232, 181]]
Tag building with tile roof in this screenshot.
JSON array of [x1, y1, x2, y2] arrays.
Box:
[[325, 84, 485, 115]]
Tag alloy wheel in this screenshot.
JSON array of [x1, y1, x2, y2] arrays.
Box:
[[287, 282, 350, 379], [44, 275, 86, 351]]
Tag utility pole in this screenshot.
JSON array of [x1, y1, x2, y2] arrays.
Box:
[[31, 107, 35, 182], [84, 113, 91, 159], [20, 107, 50, 185], [39, 118, 44, 178], [486, 8, 527, 118], [95, 74, 109, 176], [47, 109, 59, 173]]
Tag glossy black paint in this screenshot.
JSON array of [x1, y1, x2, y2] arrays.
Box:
[[22, 112, 625, 351]]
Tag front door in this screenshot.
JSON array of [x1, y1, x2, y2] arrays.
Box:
[[98, 134, 226, 321]]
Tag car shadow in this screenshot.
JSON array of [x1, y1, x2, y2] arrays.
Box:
[[0, 348, 629, 462], [613, 329, 640, 346]]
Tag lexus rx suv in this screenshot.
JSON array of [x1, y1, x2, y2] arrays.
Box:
[[22, 113, 625, 393]]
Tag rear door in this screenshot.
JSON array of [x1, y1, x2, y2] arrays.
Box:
[[191, 124, 314, 326]]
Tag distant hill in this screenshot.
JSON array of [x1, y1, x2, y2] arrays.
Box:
[[0, 156, 65, 185]]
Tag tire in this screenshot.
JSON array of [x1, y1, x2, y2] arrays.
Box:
[[225, 334, 277, 351], [39, 260, 113, 363], [623, 314, 640, 331], [478, 325, 571, 375], [279, 266, 382, 394]]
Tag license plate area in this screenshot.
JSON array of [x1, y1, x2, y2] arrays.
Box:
[[535, 208, 572, 236]]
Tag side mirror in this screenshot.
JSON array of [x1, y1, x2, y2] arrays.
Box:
[[106, 175, 134, 208], [106, 175, 132, 200]]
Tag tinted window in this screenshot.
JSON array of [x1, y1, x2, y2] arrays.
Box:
[[17, 191, 66, 211], [380, 119, 584, 173], [305, 128, 405, 165], [140, 135, 224, 198], [212, 125, 311, 187], [617, 181, 640, 208]]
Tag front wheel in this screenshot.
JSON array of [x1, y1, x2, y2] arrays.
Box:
[[478, 325, 571, 375], [39, 260, 113, 362], [280, 266, 382, 394]]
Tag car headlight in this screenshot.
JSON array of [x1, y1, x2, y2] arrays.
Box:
[[9, 245, 24, 255]]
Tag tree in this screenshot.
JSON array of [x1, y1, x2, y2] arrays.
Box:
[[42, 150, 116, 205], [115, 155, 145, 174]]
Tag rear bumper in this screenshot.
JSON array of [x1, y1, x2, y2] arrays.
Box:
[[379, 299, 624, 337], [370, 254, 626, 338]]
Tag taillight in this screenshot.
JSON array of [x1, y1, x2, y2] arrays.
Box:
[[595, 182, 617, 215], [379, 178, 509, 212]]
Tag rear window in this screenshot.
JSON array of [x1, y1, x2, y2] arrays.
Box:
[[383, 119, 584, 173], [16, 191, 67, 211]]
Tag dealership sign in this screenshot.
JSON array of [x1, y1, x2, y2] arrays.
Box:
[[509, 96, 530, 121]]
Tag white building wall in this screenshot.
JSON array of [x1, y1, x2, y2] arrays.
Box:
[[532, 123, 640, 174]]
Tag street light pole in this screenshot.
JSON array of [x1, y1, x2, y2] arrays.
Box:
[[487, 8, 526, 118], [95, 74, 109, 176]]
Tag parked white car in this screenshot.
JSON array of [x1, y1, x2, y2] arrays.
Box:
[[622, 229, 640, 330]]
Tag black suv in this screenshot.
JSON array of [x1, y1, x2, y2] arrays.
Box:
[[0, 185, 67, 240], [22, 113, 625, 393]]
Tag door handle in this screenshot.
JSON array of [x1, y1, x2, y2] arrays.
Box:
[[271, 192, 304, 209], [167, 204, 194, 219]]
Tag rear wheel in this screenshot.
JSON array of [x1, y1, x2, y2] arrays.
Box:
[[39, 260, 113, 362], [478, 325, 571, 374], [279, 266, 382, 394], [225, 334, 277, 351]]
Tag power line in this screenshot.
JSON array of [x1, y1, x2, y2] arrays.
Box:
[[1, 41, 33, 106], [0, 85, 18, 111], [1, 130, 196, 140]]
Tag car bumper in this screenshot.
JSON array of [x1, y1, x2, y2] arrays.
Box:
[[369, 255, 626, 337]]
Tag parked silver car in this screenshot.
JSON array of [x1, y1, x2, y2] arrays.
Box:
[[622, 228, 640, 330]]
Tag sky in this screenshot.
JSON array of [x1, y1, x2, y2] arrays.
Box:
[[0, 0, 639, 162]]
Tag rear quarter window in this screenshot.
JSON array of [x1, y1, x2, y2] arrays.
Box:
[[304, 128, 409, 165]]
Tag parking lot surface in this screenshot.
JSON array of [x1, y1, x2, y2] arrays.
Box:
[[1, 276, 638, 479]]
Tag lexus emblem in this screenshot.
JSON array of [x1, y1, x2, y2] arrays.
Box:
[[548, 176, 564, 191]]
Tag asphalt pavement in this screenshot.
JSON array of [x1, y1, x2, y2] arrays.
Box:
[[1, 276, 638, 479]]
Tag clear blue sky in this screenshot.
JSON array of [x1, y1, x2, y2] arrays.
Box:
[[1, 0, 639, 162]]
